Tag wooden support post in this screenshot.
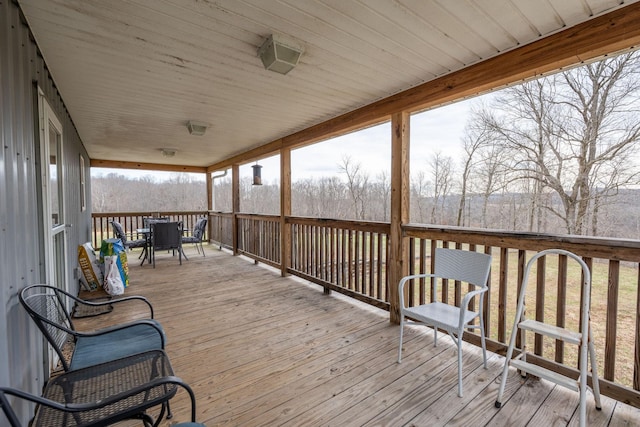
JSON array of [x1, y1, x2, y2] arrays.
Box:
[[389, 111, 410, 324], [232, 164, 239, 255], [206, 171, 212, 242], [280, 148, 292, 277]]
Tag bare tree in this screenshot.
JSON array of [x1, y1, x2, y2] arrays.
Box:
[[457, 110, 493, 226], [428, 152, 453, 224], [410, 170, 430, 223], [477, 52, 640, 235], [339, 156, 369, 220]]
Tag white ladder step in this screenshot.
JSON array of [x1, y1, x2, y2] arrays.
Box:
[[518, 319, 582, 344], [510, 358, 579, 391]]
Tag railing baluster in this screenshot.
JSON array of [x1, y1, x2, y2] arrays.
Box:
[[419, 238, 426, 305], [635, 263, 640, 391], [535, 255, 546, 356], [483, 245, 492, 338], [605, 259, 620, 381], [516, 249, 526, 349], [498, 247, 509, 343], [555, 254, 568, 363]]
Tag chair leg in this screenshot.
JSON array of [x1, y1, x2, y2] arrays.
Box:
[[480, 319, 488, 369], [589, 337, 602, 410], [457, 338, 463, 397], [398, 315, 405, 363]]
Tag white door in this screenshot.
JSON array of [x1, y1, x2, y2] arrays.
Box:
[[39, 92, 68, 371]]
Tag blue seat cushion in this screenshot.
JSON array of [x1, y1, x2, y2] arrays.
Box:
[[70, 320, 164, 370]]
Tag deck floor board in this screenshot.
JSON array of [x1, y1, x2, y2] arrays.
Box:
[[74, 246, 638, 426]]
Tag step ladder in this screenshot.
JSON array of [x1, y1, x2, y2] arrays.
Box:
[[495, 249, 601, 427]]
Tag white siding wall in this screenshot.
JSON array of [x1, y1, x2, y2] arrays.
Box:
[[0, 1, 92, 424]]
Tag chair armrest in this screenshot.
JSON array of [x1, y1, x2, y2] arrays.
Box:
[[398, 273, 435, 309], [106, 295, 155, 318], [1, 387, 72, 419], [51, 285, 154, 319], [74, 295, 154, 319], [80, 376, 198, 421], [460, 286, 488, 309], [458, 287, 489, 330]]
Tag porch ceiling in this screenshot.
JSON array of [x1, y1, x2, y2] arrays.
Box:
[[17, 0, 640, 169]]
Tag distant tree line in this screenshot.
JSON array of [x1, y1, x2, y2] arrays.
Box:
[[93, 51, 640, 240], [91, 173, 207, 212]]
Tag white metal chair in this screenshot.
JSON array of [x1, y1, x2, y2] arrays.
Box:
[[397, 247, 492, 397], [495, 249, 601, 427]]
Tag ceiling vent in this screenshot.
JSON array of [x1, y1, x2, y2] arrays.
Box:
[[258, 34, 303, 75], [187, 121, 208, 136]]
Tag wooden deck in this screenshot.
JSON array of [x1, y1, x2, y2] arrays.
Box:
[[76, 245, 640, 426]]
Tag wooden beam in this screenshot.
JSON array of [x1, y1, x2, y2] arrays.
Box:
[[206, 139, 284, 173], [90, 159, 207, 174], [232, 164, 239, 255], [388, 111, 410, 324], [206, 171, 212, 211], [280, 148, 292, 277], [206, 4, 640, 172]]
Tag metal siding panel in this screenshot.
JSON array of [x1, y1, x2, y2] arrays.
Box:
[[0, 3, 42, 424], [0, 1, 91, 424]]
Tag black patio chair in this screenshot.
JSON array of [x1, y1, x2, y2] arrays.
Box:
[[0, 372, 204, 427], [151, 221, 184, 267], [143, 216, 170, 228], [19, 284, 165, 372], [181, 217, 207, 257], [110, 220, 147, 251]]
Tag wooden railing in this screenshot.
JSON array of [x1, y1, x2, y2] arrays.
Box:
[[288, 217, 390, 309], [209, 211, 233, 250], [91, 211, 208, 249], [402, 224, 640, 407], [96, 211, 640, 407], [237, 214, 281, 267]]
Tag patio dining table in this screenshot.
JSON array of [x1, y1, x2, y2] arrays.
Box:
[[32, 349, 178, 427], [137, 225, 189, 265]]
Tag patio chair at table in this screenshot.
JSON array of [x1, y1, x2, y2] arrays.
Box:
[[110, 220, 147, 259], [397, 247, 492, 398], [151, 221, 184, 267], [19, 284, 166, 372], [143, 216, 170, 228], [181, 217, 208, 257]]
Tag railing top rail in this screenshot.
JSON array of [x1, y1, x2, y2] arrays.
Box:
[[286, 216, 391, 233], [235, 213, 281, 221], [403, 223, 640, 261], [93, 210, 208, 218]]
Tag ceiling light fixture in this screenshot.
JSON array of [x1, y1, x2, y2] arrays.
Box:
[[257, 34, 303, 75], [161, 148, 177, 157], [187, 120, 208, 136]]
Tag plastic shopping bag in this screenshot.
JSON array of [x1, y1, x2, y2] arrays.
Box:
[[103, 255, 125, 296], [99, 238, 129, 287]]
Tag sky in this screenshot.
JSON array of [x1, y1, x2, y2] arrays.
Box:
[[90, 97, 479, 184]]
